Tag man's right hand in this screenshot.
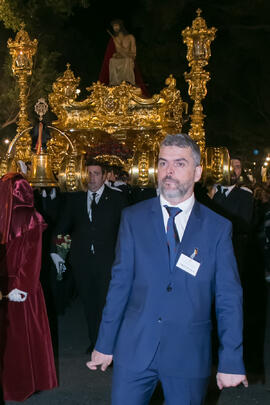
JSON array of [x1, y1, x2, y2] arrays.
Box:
[[50, 253, 66, 272], [86, 349, 113, 372]]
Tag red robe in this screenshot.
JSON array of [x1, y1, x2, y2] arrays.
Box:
[[99, 38, 149, 97], [0, 174, 57, 401]]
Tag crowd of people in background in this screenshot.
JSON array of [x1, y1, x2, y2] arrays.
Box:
[[197, 156, 269, 378], [198, 157, 270, 284]]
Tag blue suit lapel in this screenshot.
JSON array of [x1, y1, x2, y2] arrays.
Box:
[[150, 197, 170, 270]]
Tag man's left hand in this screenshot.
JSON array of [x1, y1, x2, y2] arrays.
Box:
[[86, 350, 113, 372], [216, 372, 248, 390]]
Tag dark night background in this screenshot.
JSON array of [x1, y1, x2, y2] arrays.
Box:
[[0, 0, 269, 163]]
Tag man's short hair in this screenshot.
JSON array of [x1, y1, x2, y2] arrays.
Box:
[[85, 158, 106, 174], [160, 134, 201, 166], [230, 156, 242, 163]]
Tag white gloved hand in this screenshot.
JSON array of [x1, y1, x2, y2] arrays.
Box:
[[50, 253, 66, 273], [17, 160, 28, 175], [8, 288, 28, 302], [41, 188, 56, 200], [50, 188, 56, 200]]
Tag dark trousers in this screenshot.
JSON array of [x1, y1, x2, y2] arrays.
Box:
[[112, 345, 209, 405], [72, 253, 111, 347]]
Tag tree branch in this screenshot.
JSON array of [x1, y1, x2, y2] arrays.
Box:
[[0, 112, 18, 129]]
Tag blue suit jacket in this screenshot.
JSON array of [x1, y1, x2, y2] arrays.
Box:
[[95, 197, 245, 378]]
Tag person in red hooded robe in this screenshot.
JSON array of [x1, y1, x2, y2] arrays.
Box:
[[0, 173, 57, 402]]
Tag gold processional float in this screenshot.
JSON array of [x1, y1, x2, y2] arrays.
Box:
[[0, 10, 230, 191]]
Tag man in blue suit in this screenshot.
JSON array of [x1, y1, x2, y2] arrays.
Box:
[[87, 134, 248, 405]]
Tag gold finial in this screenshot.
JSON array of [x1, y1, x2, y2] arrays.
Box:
[[196, 9, 202, 17], [165, 74, 176, 88], [66, 63, 71, 69]]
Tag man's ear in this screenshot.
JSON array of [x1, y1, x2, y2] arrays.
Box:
[[194, 165, 202, 183]]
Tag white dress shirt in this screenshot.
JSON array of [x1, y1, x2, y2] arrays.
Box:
[[215, 184, 253, 197], [87, 184, 105, 222], [160, 193, 195, 242]]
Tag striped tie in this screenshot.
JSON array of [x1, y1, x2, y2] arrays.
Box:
[[165, 206, 182, 270]]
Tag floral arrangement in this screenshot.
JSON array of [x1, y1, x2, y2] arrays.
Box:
[[56, 234, 71, 259]]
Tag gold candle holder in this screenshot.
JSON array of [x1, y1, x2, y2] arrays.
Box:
[[8, 23, 38, 161], [182, 9, 217, 155]]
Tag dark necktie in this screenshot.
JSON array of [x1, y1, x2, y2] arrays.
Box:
[[216, 185, 227, 202], [91, 192, 97, 221], [222, 188, 228, 196], [165, 206, 182, 270]]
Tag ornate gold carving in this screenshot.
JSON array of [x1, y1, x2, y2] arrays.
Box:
[[34, 98, 48, 121], [49, 63, 81, 127], [46, 69, 186, 187], [0, 157, 8, 178], [182, 9, 217, 155], [58, 153, 88, 192], [7, 25, 38, 160], [48, 70, 185, 137], [8, 24, 37, 76], [204, 147, 230, 184]]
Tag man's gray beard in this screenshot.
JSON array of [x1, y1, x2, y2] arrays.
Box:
[[159, 180, 190, 201]]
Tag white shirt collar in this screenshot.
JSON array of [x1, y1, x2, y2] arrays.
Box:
[[223, 184, 235, 192], [87, 184, 105, 199], [220, 184, 235, 196], [160, 193, 195, 217]]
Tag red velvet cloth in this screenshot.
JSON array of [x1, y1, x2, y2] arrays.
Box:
[[0, 174, 57, 401], [99, 38, 115, 86], [98, 38, 149, 97]]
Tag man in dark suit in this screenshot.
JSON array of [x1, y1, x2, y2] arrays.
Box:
[[213, 184, 253, 231], [52, 159, 126, 352], [87, 134, 247, 405], [213, 157, 253, 278]]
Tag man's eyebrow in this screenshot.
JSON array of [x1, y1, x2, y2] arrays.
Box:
[[158, 157, 188, 163]]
